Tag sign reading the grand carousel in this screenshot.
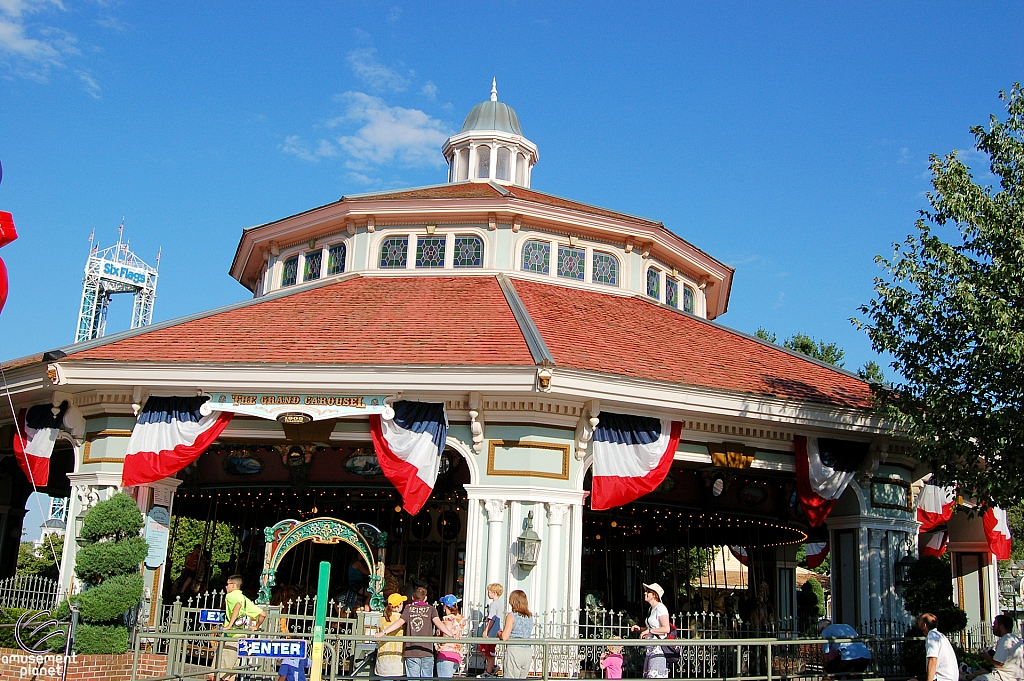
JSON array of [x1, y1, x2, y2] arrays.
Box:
[[204, 392, 390, 422]]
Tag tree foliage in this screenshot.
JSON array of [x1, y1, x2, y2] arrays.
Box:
[[168, 516, 238, 582], [856, 84, 1024, 507], [857, 361, 885, 384], [70, 492, 148, 654], [902, 555, 968, 633], [784, 333, 846, 367], [16, 535, 63, 581]]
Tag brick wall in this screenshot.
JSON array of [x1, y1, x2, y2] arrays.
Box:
[[0, 648, 167, 681]]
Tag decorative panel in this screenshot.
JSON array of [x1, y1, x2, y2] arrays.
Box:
[[666, 278, 679, 308], [592, 251, 618, 286], [683, 286, 696, 314], [281, 256, 298, 287], [646, 268, 661, 299], [487, 441, 571, 480], [327, 243, 346, 275], [304, 250, 322, 282]]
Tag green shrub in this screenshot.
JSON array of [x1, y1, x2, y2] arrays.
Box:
[[80, 494, 144, 542], [902, 555, 967, 633], [74, 536, 148, 584], [75, 623, 129, 655], [70, 492, 148, 655], [75, 574, 143, 623]]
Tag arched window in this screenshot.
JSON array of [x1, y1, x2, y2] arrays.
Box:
[[666, 278, 680, 308], [416, 236, 446, 268], [281, 256, 298, 287], [646, 268, 661, 300], [683, 286, 696, 314], [522, 240, 550, 274], [557, 245, 585, 280], [453, 236, 483, 267], [327, 242, 346, 275], [515, 153, 526, 185], [496, 148, 511, 181], [304, 250, 322, 282], [457, 148, 469, 181], [592, 251, 618, 286], [476, 146, 491, 179], [379, 237, 409, 269]]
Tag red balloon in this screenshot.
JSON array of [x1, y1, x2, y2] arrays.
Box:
[[0, 256, 7, 316]]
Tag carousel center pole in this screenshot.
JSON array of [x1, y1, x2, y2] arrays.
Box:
[[310, 561, 330, 681]]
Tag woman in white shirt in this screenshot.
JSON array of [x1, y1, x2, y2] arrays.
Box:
[[631, 583, 671, 679]]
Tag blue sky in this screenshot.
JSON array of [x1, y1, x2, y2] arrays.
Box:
[[2, 3, 1022, 535]]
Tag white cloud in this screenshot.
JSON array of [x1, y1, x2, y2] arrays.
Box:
[[280, 135, 339, 163], [76, 69, 99, 98], [420, 80, 437, 100], [95, 15, 130, 32], [327, 91, 451, 170], [346, 47, 409, 92], [0, 0, 99, 90]]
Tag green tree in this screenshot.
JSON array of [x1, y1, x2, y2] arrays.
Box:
[[783, 333, 846, 367], [902, 555, 967, 633], [857, 360, 885, 384], [795, 544, 830, 575], [16, 535, 64, 580], [856, 84, 1024, 507], [755, 327, 777, 343], [168, 517, 238, 581]]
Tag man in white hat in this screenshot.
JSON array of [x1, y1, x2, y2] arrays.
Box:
[[631, 583, 672, 678]]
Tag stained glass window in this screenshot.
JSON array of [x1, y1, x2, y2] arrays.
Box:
[[453, 236, 483, 268], [646, 268, 661, 300], [304, 250, 322, 282], [416, 236, 446, 268], [592, 251, 618, 286], [683, 286, 696, 314], [557, 245, 585, 280], [281, 256, 298, 287], [522, 240, 550, 274], [457, 149, 469, 181], [379, 237, 408, 269], [666, 278, 679, 308], [327, 243, 346, 275]]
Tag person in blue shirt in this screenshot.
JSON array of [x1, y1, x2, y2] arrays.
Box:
[[817, 619, 872, 675], [277, 655, 311, 681]]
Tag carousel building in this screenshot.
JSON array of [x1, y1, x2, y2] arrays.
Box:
[[0, 84, 998, 636]]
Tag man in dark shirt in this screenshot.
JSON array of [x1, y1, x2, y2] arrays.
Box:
[[375, 586, 455, 677]]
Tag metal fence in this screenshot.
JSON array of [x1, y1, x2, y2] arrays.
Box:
[[0, 574, 64, 611], [130, 627, 911, 681], [129, 592, 913, 680]]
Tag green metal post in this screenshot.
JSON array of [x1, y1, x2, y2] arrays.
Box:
[[310, 561, 331, 681]]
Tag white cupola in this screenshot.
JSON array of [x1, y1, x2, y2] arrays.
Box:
[[443, 79, 539, 187]]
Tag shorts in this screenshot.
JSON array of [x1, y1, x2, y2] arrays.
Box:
[[479, 644, 497, 655]]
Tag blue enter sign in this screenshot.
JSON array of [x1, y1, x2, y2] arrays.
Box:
[[238, 639, 308, 658]]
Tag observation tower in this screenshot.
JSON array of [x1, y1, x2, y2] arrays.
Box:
[[74, 223, 159, 343]]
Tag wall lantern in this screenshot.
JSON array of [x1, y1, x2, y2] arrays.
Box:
[[894, 552, 917, 586], [75, 508, 91, 547], [516, 511, 542, 571]]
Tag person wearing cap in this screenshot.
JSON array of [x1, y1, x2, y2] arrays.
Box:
[[375, 585, 456, 678], [436, 594, 468, 678], [631, 583, 671, 679], [374, 593, 408, 678]]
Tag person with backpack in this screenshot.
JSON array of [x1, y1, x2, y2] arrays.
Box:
[[631, 583, 672, 679]]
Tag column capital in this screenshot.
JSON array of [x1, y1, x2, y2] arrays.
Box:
[[484, 499, 507, 521], [546, 502, 570, 525]]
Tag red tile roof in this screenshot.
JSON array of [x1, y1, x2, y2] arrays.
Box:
[[55, 273, 872, 410], [510, 278, 874, 409], [68, 276, 536, 366]]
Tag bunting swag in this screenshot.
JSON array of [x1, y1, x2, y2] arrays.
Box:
[[729, 546, 749, 566], [369, 401, 448, 516], [984, 507, 1013, 560], [921, 530, 948, 557], [795, 436, 867, 528], [122, 396, 233, 487], [805, 541, 830, 569], [916, 481, 956, 533], [13, 402, 68, 487], [591, 412, 682, 511]]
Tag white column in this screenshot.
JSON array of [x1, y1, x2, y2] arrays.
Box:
[[484, 499, 507, 590], [468, 144, 478, 180], [489, 142, 498, 180], [868, 529, 883, 623], [545, 503, 569, 616]]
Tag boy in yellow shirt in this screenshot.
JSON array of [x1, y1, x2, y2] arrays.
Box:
[[213, 575, 266, 681]]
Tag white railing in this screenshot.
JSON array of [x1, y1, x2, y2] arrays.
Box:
[[0, 574, 64, 611]]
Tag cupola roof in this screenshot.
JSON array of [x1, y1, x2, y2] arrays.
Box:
[[460, 79, 523, 135]]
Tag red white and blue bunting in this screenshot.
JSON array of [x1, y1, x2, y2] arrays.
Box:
[[122, 396, 232, 487], [920, 530, 948, 557], [805, 541, 830, 569], [369, 401, 448, 516], [591, 412, 682, 511], [795, 435, 866, 527], [984, 507, 1012, 560], [13, 402, 67, 487], [915, 480, 956, 533]]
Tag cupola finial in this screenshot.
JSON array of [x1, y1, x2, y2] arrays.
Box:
[[490, 78, 498, 102]]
